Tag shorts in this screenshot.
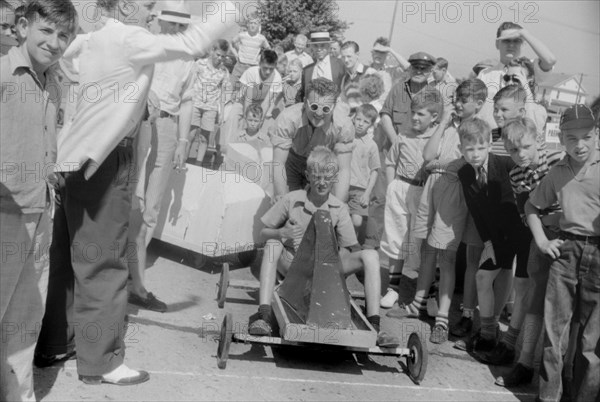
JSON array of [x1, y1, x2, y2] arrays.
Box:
[[191, 107, 218, 133], [347, 186, 368, 216]]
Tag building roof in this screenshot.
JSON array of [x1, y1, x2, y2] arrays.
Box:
[[538, 72, 587, 94]]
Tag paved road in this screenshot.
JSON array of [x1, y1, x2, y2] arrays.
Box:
[[34, 241, 538, 401]]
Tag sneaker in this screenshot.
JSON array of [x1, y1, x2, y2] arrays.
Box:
[[479, 341, 516, 366], [386, 303, 423, 320], [380, 289, 398, 308], [376, 331, 400, 348], [450, 316, 473, 338], [248, 318, 272, 336], [495, 363, 534, 387], [429, 324, 448, 344]]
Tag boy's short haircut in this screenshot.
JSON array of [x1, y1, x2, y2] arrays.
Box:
[[455, 78, 488, 102], [295, 33, 308, 42], [307, 77, 339, 99], [341, 41, 359, 53], [14, 4, 25, 22], [306, 145, 339, 176], [458, 118, 492, 144], [288, 58, 303, 70], [260, 49, 278, 65], [245, 104, 263, 118], [435, 57, 448, 69], [356, 104, 378, 124], [25, 0, 78, 34], [496, 21, 523, 38], [588, 96, 600, 126], [359, 74, 384, 102], [493, 84, 527, 105], [501, 117, 538, 145], [411, 87, 443, 117], [214, 39, 230, 52]]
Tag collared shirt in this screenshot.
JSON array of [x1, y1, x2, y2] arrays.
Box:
[[57, 15, 233, 178], [510, 148, 564, 221], [151, 57, 196, 115], [350, 133, 380, 189], [1, 46, 61, 213], [312, 55, 333, 81], [270, 103, 355, 157], [429, 72, 457, 107], [236, 31, 268, 65], [340, 63, 377, 98], [284, 50, 313, 68], [239, 66, 282, 104], [529, 149, 600, 236], [380, 76, 436, 135], [478, 59, 551, 129], [193, 57, 229, 111], [229, 128, 271, 146], [385, 125, 436, 182], [261, 188, 358, 251]]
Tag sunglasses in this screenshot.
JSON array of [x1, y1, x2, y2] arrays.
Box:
[[308, 103, 333, 114], [503, 74, 521, 84]]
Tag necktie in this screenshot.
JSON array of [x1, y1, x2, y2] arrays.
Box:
[[477, 165, 487, 189], [317, 62, 326, 77]]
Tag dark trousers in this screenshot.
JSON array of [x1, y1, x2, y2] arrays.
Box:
[[286, 149, 308, 192], [36, 144, 134, 376]]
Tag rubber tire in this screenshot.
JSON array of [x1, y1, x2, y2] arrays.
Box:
[[406, 332, 428, 385], [216, 263, 229, 308], [216, 312, 233, 369]]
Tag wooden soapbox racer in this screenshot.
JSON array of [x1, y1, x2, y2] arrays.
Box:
[[215, 210, 428, 384]]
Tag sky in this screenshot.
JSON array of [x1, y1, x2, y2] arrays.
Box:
[[69, 0, 599, 99]]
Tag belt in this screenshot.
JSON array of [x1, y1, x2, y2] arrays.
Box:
[[560, 231, 600, 245], [118, 137, 134, 147], [159, 110, 175, 119], [396, 175, 424, 187]]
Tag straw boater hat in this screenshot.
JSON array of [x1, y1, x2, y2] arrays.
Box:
[[308, 31, 335, 44], [158, 0, 191, 24]]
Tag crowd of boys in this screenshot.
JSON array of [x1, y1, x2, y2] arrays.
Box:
[[1, 1, 598, 402]]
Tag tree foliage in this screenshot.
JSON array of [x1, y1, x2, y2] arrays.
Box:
[[255, 0, 351, 51]]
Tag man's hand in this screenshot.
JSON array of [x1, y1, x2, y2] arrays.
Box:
[[279, 219, 303, 246], [537, 238, 564, 259], [479, 240, 497, 268], [172, 140, 189, 173]]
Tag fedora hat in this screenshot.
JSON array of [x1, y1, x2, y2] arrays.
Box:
[[158, 0, 191, 24], [308, 31, 334, 44]]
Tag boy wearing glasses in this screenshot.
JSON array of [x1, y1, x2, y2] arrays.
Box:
[[248, 146, 400, 348], [271, 77, 355, 203], [478, 21, 556, 129]]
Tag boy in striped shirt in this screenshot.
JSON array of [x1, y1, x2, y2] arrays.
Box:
[[484, 117, 564, 380], [230, 15, 270, 84]]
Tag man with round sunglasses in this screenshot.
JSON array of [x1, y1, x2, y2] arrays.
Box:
[[478, 21, 556, 130], [271, 77, 355, 203]]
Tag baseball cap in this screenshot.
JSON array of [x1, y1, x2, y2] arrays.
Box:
[[559, 104, 596, 130], [408, 52, 436, 67]]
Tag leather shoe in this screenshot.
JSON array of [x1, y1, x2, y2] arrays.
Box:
[[495, 363, 534, 387], [128, 292, 167, 313], [34, 350, 76, 368], [376, 331, 400, 348], [79, 370, 150, 386], [479, 341, 515, 365]]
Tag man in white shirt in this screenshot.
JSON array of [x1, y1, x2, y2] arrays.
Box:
[[127, 1, 196, 314], [284, 34, 313, 68], [38, 0, 236, 386], [477, 21, 556, 129]]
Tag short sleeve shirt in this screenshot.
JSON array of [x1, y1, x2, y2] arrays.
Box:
[[529, 151, 600, 236], [270, 103, 355, 157], [261, 189, 358, 251], [350, 134, 381, 189], [193, 57, 229, 111], [236, 32, 268, 65], [385, 126, 436, 182], [150, 58, 196, 115], [380, 76, 436, 135], [239, 66, 282, 103]]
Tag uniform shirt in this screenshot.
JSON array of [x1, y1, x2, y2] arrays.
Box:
[[56, 15, 233, 179], [151, 57, 196, 115], [385, 126, 436, 183], [239, 66, 282, 103], [1, 47, 61, 213], [236, 31, 268, 65], [284, 50, 313, 68], [529, 150, 600, 236], [350, 133, 380, 189], [261, 189, 358, 251], [380, 76, 435, 135], [270, 103, 355, 157], [478, 59, 551, 129], [193, 57, 229, 111]]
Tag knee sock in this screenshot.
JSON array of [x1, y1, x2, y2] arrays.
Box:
[[258, 304, 272, 321], [367, 315, 381, 332], [501, 325, 520, 350], [408, 295, 427, 315], [518, 314, 543, 368], [389, 274, 401, 291], [435, 312, 449, 329], [480, 316, 497, 340]]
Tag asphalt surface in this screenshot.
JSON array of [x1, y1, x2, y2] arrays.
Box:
[[33, 240, 539, 401]]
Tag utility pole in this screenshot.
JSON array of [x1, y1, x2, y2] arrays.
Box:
[[388, 0, 399, 45], [575, 73, 584, 103]]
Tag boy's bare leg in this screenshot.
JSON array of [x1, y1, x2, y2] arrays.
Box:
[[475, 268, 502, 351], [195, 130, 211, 166], [492, 269, 514, 318]]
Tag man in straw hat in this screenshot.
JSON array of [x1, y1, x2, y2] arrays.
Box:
[[35, 0, 237, 386]]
